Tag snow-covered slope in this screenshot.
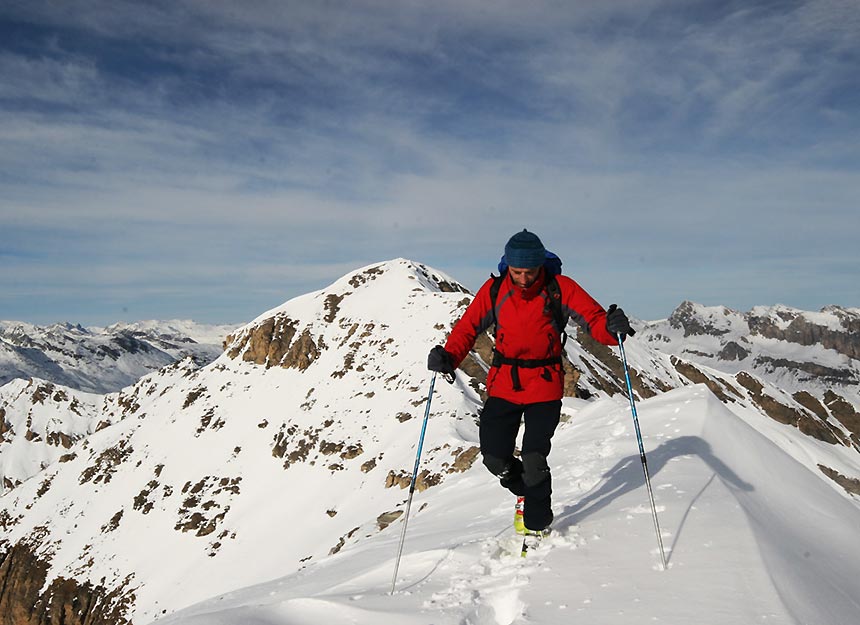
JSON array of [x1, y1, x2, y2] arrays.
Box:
[[154, 387, 860, 625], [0, 319, 236, 394], [1, 260, 858, 625], [0, 260, 480, 624], [0, 378, 105, 492], [0, 360, 201, 495]]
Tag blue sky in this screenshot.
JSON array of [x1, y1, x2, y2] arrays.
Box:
[[1, 0, 858, 326]]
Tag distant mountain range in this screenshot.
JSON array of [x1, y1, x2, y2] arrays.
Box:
[[0, 260, 858, 625], [0, 319, 237, 394]]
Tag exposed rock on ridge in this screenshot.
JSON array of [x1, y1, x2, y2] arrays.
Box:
[[0, 540, 133, 625]]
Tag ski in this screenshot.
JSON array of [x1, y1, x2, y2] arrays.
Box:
[[520, 535, 532, 558], [520, 528, 550, 557]]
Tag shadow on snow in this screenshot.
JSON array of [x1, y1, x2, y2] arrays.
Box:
[[555, 435, 753, 564]]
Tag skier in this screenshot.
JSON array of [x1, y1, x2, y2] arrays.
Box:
[[427, 229, 632, 539]]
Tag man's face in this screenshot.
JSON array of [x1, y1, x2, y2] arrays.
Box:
[[509, 266, 541, 289]]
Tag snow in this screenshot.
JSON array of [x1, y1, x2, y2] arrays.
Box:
[[152, 387, 860, 625], [0, 377, 106, 491], [749, 305, 849, 333]]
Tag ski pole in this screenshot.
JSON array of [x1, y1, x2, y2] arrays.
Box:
[[616, 332, 668, 570], [390, 372, 437, 594]]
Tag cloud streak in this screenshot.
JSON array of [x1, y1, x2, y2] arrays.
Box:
[[1, 0, 858, 325]]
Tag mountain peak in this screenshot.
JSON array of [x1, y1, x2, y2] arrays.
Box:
[[224, 259, 470, 370], [667, 300, 743, 337], [249, 258, 469, 324]]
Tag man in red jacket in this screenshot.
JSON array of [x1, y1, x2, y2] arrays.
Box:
[[428, 229, 632, 534]]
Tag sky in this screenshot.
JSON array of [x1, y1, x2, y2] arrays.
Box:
[[1, 0, 858, 326]]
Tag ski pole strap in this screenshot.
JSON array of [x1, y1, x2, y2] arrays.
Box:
[[491, 350, 562, 391]]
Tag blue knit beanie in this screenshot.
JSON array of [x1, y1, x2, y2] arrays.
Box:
[[504, 229, 546, 269]]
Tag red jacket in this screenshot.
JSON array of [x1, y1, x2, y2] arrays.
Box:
[[444, 269, 618, 404]]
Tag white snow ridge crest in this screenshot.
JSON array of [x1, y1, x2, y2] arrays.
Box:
[[0, 259, 859, 625]]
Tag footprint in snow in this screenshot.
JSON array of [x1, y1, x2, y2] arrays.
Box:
[[425, 528, 582, 624]]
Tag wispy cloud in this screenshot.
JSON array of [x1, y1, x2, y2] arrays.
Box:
[[1, 1, 858, 324]]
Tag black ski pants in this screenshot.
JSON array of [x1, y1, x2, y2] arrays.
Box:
[[479, 397, 561, 531]]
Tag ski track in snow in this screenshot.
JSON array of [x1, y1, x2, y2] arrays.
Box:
[[416, 401, 629, 625]]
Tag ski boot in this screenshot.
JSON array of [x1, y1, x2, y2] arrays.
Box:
[[520, 526, 551, 558], [514, 496, 526, 535]]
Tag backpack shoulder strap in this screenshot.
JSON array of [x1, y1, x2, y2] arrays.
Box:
[[545, 276, 568, 347], [488, 272, 505, 337]]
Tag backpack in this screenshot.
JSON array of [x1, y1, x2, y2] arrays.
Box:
[[489, 251, 569, 347]]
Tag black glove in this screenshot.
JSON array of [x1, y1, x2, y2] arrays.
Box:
[[427, 345, 455, 376], [606, 304, 635, 339]]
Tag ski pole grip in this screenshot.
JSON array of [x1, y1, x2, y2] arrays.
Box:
[[607, 304, 636, 338]]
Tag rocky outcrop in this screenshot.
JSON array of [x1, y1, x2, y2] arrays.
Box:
[[376, 510, 403, 531], [385, 468, 442, 491], [447, 446, 480, 473], [225, 316, 321, 371], [226, 316, 297, 366], [718, 341, 750, 361], [669, 301, 734, 337], [823, 391, 860, 449], [0, 539, 133, 625], [575, 332, 666, 399], [640, 304, 860, 446], [748, 307, 860, 360], [671, 358, 741, 403], [734, 373, 844, 446], [753, 355, 853, 385], [457, 332, 494, 400], [792, 391, 829, 420], [818, 465, 860, 496]]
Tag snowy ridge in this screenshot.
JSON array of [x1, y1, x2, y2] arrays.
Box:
[[0, 259, 859, 625]]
